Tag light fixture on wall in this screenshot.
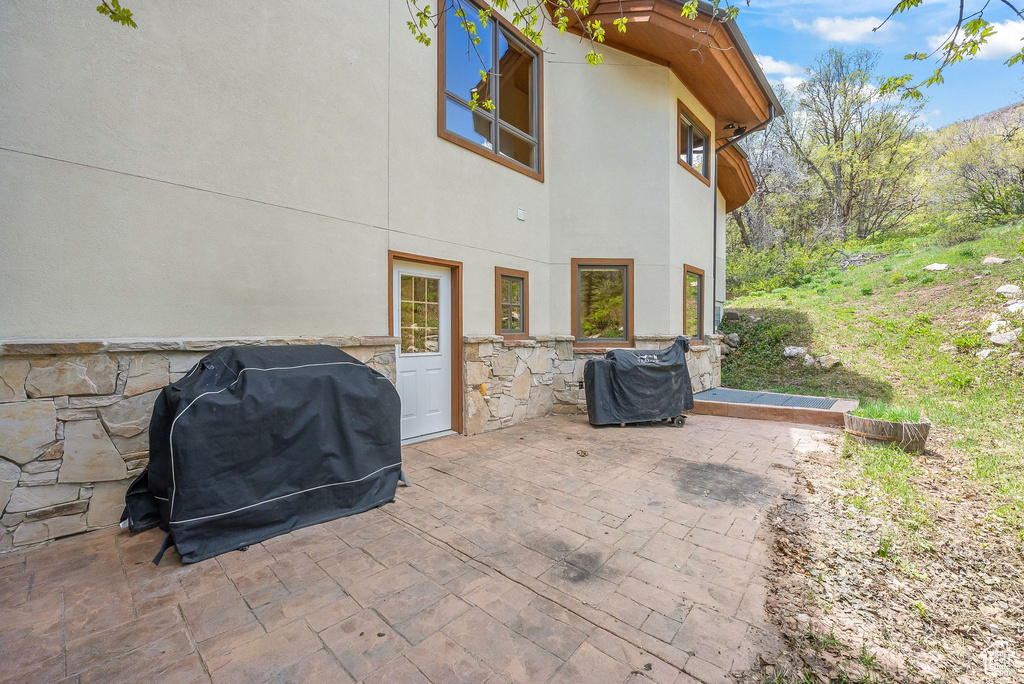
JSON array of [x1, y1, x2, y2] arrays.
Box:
[[723, 122, 736, 130]]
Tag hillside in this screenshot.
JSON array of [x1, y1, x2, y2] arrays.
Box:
[[721, 224, 1024, 682]]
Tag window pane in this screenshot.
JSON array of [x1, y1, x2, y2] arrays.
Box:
[[578, 266, 626, 340], [400, 275, 442, 354], [446, 98, 493, 149], [498, 128, 535, 168], [509, 278, 520, 305], [680, 121, 690, 165], [501, 277, 510, 304], [497, 30, 534, 137], [685, 272, 702, 338], [692, 133, 706, 176], [501, 305, 511, 331], [509, 304, 522, 331], [445, 1, 493, 103]]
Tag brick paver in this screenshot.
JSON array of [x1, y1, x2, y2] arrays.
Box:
[[0, 415, 835, 684]]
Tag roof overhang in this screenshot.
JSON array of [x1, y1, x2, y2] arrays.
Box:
[[556, 0, 780, 210], [717, 143, 756, 213]]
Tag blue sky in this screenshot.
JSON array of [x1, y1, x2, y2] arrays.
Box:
[[733, 0, 1024, 127]]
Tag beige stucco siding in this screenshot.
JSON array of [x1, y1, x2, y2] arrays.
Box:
[[1, 0, 727, 341]]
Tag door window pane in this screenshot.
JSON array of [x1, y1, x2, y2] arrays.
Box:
[[400, 274, 442, 354], [578, 266, 627, 340], [684, 271, 703, 338]]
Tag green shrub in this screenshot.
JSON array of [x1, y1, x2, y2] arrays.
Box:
[[853, 402, 922, 422], [952, 332, 984, 351], [944, 371, 975, 390], [889, 273, 906, 286], [921, 275, 936, 284], [935, 215, 982, 246], [726, 243, 833, 297], [861, 285, 874, 296]]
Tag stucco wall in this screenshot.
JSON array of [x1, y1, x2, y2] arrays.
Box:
[[1, 0, 724, 341]]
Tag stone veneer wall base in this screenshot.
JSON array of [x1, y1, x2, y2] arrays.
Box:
[[0, 336, 398, 552], [462, 334, 722, 435], [2, 333, 722, 550]]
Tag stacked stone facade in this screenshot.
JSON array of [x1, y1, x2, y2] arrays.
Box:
[[463, 333, 722, 435], [1, 333, 721, 550], [0, 336, 397, 552]]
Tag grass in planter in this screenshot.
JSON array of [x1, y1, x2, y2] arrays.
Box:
[[720, 222, 1024, 537], [851, 401, 921, 423]]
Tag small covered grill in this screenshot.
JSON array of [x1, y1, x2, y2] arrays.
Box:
[[122, 345, 403, 564], [583, 336, 694, 427]]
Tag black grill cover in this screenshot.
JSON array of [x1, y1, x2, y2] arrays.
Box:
[[584, 337, 695, 426], [122, 345, 402, 564]]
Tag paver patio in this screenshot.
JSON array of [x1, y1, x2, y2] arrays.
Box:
[[0, 415, 835, 684]]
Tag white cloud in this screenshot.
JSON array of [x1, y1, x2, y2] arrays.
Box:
[[793, 16, 897, 43], [772, 76, 807, 92], [928, 19, 1024, 60], [755, 54, 803, 76]]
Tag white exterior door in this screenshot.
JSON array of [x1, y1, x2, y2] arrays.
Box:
[[393, 261, 452, 441]]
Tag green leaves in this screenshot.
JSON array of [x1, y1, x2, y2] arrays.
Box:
[[96, 0, 136, 28], [406, 1, 433, 46]]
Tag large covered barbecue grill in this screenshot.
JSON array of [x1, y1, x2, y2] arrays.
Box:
[[122, 345, 403, 564], [583, 336, 695, 427]]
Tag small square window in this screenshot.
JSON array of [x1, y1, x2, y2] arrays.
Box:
[[495, 267, 529, 338]]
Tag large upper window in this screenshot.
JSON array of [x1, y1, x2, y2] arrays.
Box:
[[571, 259, 634, 347], [683, 264, 705, 340], [495, 267, 529, 338], [440, 1, 542, 179], [678, 101, 710, 184]]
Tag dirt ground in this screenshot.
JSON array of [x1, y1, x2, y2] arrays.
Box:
[[748, 430, 1024, 683]]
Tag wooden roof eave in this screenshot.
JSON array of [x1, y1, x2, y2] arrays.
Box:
[[556, 0, 775, 139], [717, 144, 757, 213]]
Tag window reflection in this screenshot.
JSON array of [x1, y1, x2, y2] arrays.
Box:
[[445, 99, 493, 149], [444, 3, 492, 104], [500, 275, 524, 333], [684, 270, 703, 338], [498, 129, 534, 167], [578, 267, 627, 340], [497, 30, 534, 137], [400, 275, 441, 354], [442, 1, 539, 172]]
